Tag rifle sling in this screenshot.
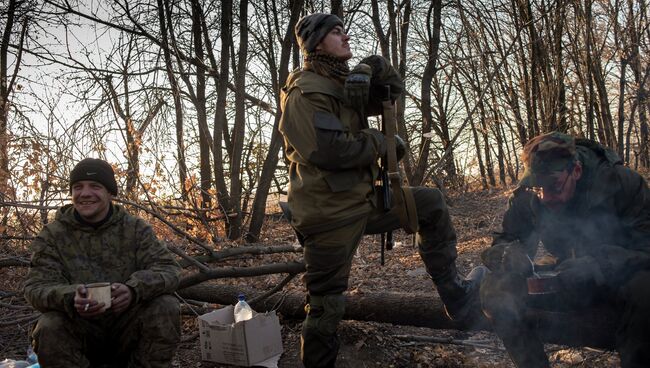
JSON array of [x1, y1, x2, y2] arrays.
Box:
[[382, 99, 418, 234]]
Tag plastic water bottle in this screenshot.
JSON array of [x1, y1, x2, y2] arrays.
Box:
[[233, 294, 254, 323], [26, 347, 37, 365]]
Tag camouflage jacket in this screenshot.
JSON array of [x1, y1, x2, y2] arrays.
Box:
[[24, 204, 180, 316], [495, 141, 650, 287], [279, 69, 386, 234]]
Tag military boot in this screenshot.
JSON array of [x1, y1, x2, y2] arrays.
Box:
[[435, 265, 488, 328], [500, 333, 550, 368]]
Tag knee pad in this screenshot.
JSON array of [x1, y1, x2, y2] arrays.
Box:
[[304, 294, 345, 336]]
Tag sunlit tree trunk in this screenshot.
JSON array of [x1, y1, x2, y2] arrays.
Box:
[[189, 0, 212, 208], [212, 0, 233, 231], [411, 0, 442, 186], [158, 0, 188, 200], [226, 0, 249, 239], [626, 0, 650, 166], [246, 0, 304, 242], [0, 0, 23, 198]]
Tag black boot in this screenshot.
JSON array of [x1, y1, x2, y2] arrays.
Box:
[[435, 265, 488, 328]]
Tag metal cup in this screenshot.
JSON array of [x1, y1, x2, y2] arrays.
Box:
[[86, 282, 112, 311]]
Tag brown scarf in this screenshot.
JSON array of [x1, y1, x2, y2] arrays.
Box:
[[303, 51, 350, 84]]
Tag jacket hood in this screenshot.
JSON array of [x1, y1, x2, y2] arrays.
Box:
[[282, 69, 345, 105]]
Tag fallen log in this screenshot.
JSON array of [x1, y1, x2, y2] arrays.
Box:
[[178, 260, 305, 289], [178, 283, 617, 349]]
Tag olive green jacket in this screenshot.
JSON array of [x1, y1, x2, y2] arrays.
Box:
[[279, 69, 386, 234], [495, 141, 650, 287], [24, 204, 180, 317]]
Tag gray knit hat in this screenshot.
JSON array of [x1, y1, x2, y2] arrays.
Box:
[[70, 158, 118, 195], [295, 13, 344, 54]]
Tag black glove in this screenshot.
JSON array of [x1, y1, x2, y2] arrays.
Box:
[[360, 55, 404, 115], [556, 256, 605, 290], [344, 63, 372, 110], [481, 241, 533, 276]]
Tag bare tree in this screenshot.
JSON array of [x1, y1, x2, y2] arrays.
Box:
[[1, 0, 28, 198], [227, 0, 250, 239], [246, 0, 304, 242], [410, 0, 443, 186], [158, 0, 189, 200]]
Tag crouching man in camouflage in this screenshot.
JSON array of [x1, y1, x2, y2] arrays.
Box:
[[24, 158, 181, 367], [480, 132, 650, 368]]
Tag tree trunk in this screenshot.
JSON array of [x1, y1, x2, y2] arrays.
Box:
[[246, 0, 304, 242], [0, 0, 20, 198], [213, 0, 233, 227], [617, 59, 627, 159], [411, 1, 442, 186], [479, 101, 496, 187], [190, 0, 212, 208], [178, 284, 617, 348], [516, 0, 543, 133], [627, 0, 650, 166], [471, 119, 488, 190], [454, 69, 487, 190], [397, 1, 412, 182], [226, 0, 249, 239], [158, 0, 188, 201]]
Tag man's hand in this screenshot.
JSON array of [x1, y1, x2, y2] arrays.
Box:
[[481, 243, 508, 272], [481, 241, 533, 276], [556, 256, 605, 289], [110, 283, 133, 314], [74, 284, 106, 318], [344, 63, 372, 109]]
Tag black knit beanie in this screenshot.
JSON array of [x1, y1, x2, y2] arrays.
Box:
[[69, 158, 118, 195], [295, 13, 344, 55]]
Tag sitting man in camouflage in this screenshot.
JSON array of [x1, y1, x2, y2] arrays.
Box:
[[480, 132, 650, 368], [24, 158, 181, 367]]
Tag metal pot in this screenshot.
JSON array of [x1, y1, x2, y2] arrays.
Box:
[[527, 272, 560, 295]]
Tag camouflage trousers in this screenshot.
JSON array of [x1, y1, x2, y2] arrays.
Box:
[[300, 186, 458, 368], [32, 294, 180, 368], [480, 270, 650, 368]]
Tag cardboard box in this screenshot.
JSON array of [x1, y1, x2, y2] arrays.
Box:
[[198, 305, 283, 366]]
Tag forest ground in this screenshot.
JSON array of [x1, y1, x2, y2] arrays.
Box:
[[0, 188, 621, 367]]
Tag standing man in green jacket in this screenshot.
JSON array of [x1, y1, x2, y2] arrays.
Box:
[[280, 13, 485, 368], [24, 158, 181, 367], [480, 132, 650, 368]]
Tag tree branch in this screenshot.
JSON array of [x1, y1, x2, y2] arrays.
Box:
[[178, 260, 305, 289]]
